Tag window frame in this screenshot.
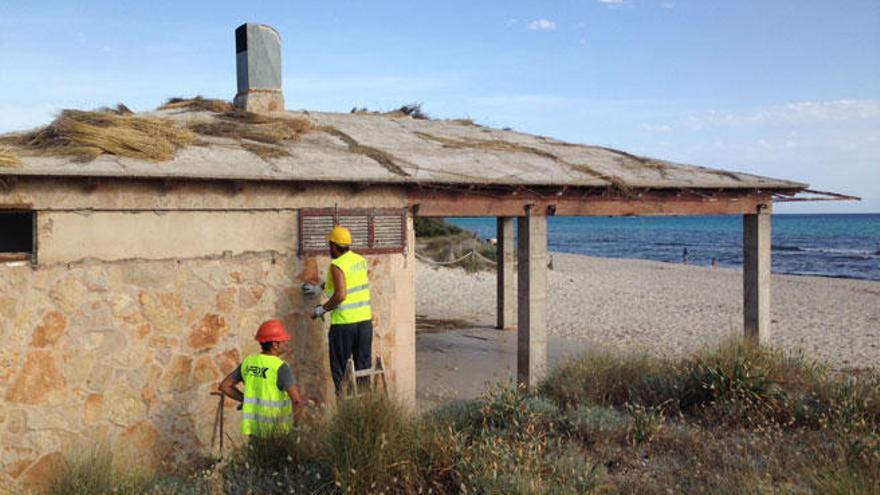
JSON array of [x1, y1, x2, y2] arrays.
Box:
[[298, 208, 407, 256]]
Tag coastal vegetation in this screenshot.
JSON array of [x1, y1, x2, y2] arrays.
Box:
[[40, 341, 878, 494], [415, 217, 497, 271]]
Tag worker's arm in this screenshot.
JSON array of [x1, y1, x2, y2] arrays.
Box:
[[322, 265, 347, 311], [218, 372, 244, 403], [286, 384, 305, 422]]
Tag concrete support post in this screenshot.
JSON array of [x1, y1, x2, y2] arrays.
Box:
[[743, 210, 772, 345], [496, 217, 516, 330], [517, 212, 548, 388]]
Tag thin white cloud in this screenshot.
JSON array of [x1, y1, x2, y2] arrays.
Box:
[[598, 0, 628, 7], [684, 100, 880, 130], [527, 19, 557, 31], [640, 123, 673, 133], [662, 2, 675, 9]]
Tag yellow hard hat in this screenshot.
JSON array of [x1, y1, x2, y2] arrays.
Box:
[[327, 225, 352, 246]]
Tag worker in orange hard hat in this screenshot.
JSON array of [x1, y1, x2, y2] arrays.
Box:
[[302, 225, 373, 393], [218, 320, 304, 436]]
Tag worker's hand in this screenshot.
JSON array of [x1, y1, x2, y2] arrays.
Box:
[[312, 305, 328, 320], [302, 283, 323, 297]]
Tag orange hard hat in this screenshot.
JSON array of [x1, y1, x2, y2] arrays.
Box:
[[255, 320, 291, 343]]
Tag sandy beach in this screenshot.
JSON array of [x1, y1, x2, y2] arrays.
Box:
[[415, 253, 880, 405]]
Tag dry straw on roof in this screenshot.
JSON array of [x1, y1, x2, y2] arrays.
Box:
[[414, 131, 636, 194], [351, 103, 431, 120], [9, 109, 195, 162], [0, 146, 21, 168], [318, 126, 410, 177], [241, 142, 291, 160], [159, 96, 234, 114], [189, 111, 313, 144]]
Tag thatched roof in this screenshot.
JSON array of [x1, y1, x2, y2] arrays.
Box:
[[0, 105, 808, 192]]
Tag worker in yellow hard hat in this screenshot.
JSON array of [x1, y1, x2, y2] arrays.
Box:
[[302, 225, 373, 393]]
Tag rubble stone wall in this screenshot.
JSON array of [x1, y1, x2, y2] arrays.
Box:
[[0, 180, 416, 493]]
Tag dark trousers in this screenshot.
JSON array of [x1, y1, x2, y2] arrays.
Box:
[[328, 320, 373, 393]]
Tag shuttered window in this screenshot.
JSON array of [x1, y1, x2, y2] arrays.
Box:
[[299, 208, 407, 255]]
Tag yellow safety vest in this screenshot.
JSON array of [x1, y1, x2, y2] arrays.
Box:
[[240, 353, 293, 437], [324, 250, 372, 325]]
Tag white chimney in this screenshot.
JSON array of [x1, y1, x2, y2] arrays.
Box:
[[233, 23, 284, 113]]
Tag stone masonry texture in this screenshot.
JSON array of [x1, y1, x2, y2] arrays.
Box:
[[0, 228, 415, 494]]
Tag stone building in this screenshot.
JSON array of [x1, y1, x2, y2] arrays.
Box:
[[0, 23, 845, 493]]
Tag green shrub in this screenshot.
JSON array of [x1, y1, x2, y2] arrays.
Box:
[[426, 398, 484, 431], [477, 386, 562, 436], [565, 405, 629, 442], [794, 370, 880, 432], [538, 340, 873, 430], [324, 392, 423, 493], [538, 352, 675, 409], [456, 437, 604, 495], [476, 242, 497, 262], [625, 402, 667, 445], [413, 217, 463, 238], [450, 386, 605, 494], [218, 422, 331, 494]]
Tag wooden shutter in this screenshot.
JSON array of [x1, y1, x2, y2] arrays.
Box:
[[299, 208, 407, 255]]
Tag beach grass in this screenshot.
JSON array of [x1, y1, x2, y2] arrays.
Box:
[[414, 218, 498, 272], [38, 341, 879, 494]]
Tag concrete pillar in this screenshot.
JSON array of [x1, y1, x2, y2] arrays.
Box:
[[496, 217, 516, 330], [517, 213, 548, 388], [743, 210, 772, 345], [234, 23, 285, 113]]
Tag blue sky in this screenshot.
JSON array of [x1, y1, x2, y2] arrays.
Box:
[[1, 0, 878, 212]]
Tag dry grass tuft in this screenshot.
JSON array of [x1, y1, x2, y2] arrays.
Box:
[[159, 96, 233, 114], [96, 103, 134, 115], [351, 103, 431, 120], [450, 118, 476, 126], [189, 111, 313, 144], [318, 126, 410, 177], [0, 146, 22, 168], [9, 109, 195, 162], [385, 103, 430, 120], [241, 142, 291, 160]]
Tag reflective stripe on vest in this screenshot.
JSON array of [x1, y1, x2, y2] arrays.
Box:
[[324, 250, 372, 324], [240, 353, 293, 437]]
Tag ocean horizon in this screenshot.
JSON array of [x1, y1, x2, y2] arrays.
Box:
[[448, 213, 880, 282]]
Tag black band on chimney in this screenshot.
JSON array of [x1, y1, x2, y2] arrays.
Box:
[[235, 24, 247, 54]]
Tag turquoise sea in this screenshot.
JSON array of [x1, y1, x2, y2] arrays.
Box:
[[448, 214, 880, 282]]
